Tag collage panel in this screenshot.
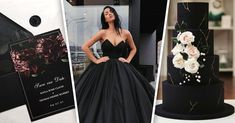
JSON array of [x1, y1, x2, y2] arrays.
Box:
[[154, 0, 235, 123], [63, 0, 167, 123], [0, 0, 78, 123]]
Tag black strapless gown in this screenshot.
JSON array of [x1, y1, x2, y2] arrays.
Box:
[[75, 39, 154, 123]]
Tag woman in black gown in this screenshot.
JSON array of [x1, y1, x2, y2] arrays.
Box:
[[76, 6, 154, 123]]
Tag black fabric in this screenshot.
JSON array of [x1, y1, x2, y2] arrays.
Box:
[[137, 65, 155, 82], [75, 39, 154, 123]]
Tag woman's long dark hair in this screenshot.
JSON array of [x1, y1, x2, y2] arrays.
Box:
[[101, 6, 122, 35]]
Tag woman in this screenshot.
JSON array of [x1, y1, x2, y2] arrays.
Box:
[[76, 6, 154, 123]]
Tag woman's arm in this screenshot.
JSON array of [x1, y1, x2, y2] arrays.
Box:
[[125, 30, 137, 63], [81, 30, 109, 64]]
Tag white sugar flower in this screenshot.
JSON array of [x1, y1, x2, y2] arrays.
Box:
[[184, 44, 200, 59], [178, 31, 195, 45], [177, 32, 181, 41], [171, 43, 185, 55], [172, 53, 185, 69], [184, 58, 200, 74]]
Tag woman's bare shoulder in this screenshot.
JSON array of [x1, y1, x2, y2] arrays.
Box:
[[122, 29, 131, 36], [97, 29, 106, 35], [121, 29, 132, 39], [93, 29, 106, 39]]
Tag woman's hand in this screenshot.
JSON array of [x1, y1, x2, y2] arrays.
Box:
[[118, 57, 130, 63], [95, 56, 110, 64]]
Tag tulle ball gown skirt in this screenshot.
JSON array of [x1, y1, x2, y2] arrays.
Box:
[[75, 59, 154, 123]]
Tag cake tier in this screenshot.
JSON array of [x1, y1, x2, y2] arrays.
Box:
[[176, 2, 214, 55], [178, 2, 208, 30], [167, 55, 219, 85], [162, 80, 224, 115], [173, 30, 214, 55]]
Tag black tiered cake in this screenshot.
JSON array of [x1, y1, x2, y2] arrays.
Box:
[[155, 2, 234, 120]]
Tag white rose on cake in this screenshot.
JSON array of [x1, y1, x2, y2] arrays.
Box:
[[172, 53, 185, 69], [184, 44, 200, 59], [171, 43, 185, 55], [184, 58, 200, 74], [177, 32, 181, 41], [178, 31, 195, 45]]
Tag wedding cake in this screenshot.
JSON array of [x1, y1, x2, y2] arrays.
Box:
[[155, 2, 234, 119]]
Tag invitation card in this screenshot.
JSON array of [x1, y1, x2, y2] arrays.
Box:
[[10, 29, 74, 121]]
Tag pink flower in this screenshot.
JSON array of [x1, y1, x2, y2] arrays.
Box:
[[184, 44, 200, 59], [172, 53, 185, 69], [184, 58, 200, 74], [178, 31, 195, 45], [171, 43, 185, 55]]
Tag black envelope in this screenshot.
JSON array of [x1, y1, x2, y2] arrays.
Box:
[[0, 13, 33, 112]]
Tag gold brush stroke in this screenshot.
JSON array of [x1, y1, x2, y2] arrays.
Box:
[[208, 56, 216, 85], [199, 13, 207, 29], [183, 3, 190, 12], [196, 37, 202, 48], [168, 73, 175, 85], [211, 55, 217, 77], [199, 29, 210, 54], [189, 100, 198, 113], [198, 13, 210, 54]]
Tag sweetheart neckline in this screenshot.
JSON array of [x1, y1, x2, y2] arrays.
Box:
[[102, 39, 126, 47]]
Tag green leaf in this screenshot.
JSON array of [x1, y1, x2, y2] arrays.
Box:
[[172, 37, 177, 40], [181, 21, 187, 29], [175, 22, 180, 31], [172, 38, 179, 44]]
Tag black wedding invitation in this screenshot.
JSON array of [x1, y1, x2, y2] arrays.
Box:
[[10, 29, 74, 121]]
